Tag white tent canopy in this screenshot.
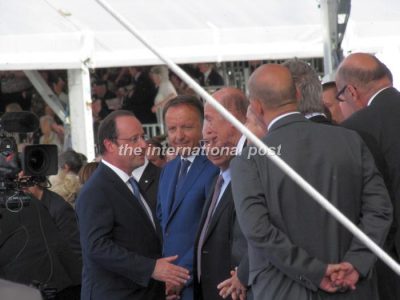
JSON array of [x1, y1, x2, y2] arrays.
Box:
[[0, 0, 324, 71]]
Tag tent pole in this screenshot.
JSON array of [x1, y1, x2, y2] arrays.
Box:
[[67, 66, 95, 161]]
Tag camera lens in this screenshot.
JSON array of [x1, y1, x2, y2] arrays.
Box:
[[22, 145, 58, 176], [26, 148, 48, 175]]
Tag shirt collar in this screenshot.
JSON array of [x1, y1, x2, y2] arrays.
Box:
[[268, 112, 301, 131], [181, 154, 196, 164], [236, 134, 247, 155], [304, 112, 327, 119], [102, 159, 131, 184], [367, 86, 390, 106], [131, 157, 149, 181], [220, 168, 231, 185]]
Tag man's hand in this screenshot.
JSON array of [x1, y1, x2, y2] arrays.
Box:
[[330, 262, 359, 291], [152, 255, 190, 287], [165, 282, 183, 300], [217, 269, 247, 300], [319, 264, 342, 293], [320, 262, 360, 293]]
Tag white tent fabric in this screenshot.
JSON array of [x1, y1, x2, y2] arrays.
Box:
[[0, 0, 323, 71], [341, 0, 400, 89]]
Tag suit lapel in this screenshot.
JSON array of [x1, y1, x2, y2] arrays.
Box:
[[167, 155, 207, 225], [164, 158, 181, 218], [101, 163, 159, 236], [204, 183, 232, 242]]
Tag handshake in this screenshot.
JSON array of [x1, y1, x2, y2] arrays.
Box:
[[319, 262, 360, 293]]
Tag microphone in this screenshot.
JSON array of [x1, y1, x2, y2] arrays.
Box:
[[0, 111, 40, 133]]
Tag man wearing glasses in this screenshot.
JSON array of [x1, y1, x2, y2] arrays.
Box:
[[76, 110, 190, 300], [337, 53, 400, 300]]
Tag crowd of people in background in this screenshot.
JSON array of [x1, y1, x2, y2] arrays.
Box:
[[1, 53, 400, 300]]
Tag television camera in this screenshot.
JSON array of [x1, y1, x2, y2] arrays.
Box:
[[0, 111, 58, 211]]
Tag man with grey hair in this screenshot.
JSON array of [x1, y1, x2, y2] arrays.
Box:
[[231, 63, 392, 299], [283, 58, 330, 124]]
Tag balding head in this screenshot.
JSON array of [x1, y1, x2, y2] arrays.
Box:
[[337, 53, 392, 90], [248, 64, 297, 109], [211, 87, 249, 122], [336, 53, 392, 108]]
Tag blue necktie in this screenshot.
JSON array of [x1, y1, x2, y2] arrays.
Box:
[[169, 159, 191, 214], [176, 159, 191, 187], [128, 177, 141, 201], [128, 177, 154, 226]]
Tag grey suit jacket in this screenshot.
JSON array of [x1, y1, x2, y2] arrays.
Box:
[[231, 113, 392, 300]]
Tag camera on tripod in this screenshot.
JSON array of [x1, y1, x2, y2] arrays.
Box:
[[0, 111, 58, 210]]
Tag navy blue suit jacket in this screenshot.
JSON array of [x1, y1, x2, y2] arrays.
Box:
[[157, 154, 218, 299], [76, 162, 164, 300]]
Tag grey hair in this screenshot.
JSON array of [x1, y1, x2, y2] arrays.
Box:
[[283, 58, 324, 114], [150, 65, 170, 81]]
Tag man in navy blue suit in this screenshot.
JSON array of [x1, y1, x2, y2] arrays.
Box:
[[158, 96, 219, 300], [76, 110, 189, 300]]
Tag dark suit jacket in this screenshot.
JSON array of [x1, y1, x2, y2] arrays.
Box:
[[200, 69, 224, 87], [342, 87, 400, 255], [0, 198, 81, 292], [193, 178, 249, 300], [41, 189, 82, 262], [138, 162, 161, 215], [157, 155, 219, 300], [75, 162, 164, 300], [123, 72, 157, 124], [231, 114, 392, 299]]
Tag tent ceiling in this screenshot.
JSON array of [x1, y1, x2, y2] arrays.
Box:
[[0, 0, 323, 70], [1, 0, 400, 71]]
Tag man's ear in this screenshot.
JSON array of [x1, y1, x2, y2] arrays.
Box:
[[347, 85, 363, 109], [103, 138, 116, 153]]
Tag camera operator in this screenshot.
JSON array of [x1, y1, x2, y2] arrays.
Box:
[[22, 174, 82, 263], [0, 195, 82, 299]]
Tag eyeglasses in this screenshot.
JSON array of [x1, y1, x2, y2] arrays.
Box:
[[335, 85, 348, 102], [115, 134, 148, 144]]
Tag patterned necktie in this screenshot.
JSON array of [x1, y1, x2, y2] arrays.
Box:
[[197, 175, 224, 280], [128, 177, 141, 201], [128, 177, 154, 227], [176, 159, 191, 187]]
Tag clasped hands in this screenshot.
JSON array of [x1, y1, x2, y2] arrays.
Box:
[[319, 262, 360, 293], [217, 267, 247, 300]]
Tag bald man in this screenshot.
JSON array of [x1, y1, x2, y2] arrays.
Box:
[[337, 53, 400, 300], [231, 64, 392, 299]]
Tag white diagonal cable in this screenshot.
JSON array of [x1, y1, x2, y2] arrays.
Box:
[[96, 0, 400, 275]]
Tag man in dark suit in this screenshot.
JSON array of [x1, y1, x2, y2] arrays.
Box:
[[198, 63, 224, 87], [283, 58, 332, 124], [75, 110, 189, 300], [231, 64, 392, 299], [0, 197, 82, 299], [132, 158, 161, 214], [122, 67, 157, 124], [157, 96, 219, 300], [193, 87, 250, 300], [336, 53, 400, 300]]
